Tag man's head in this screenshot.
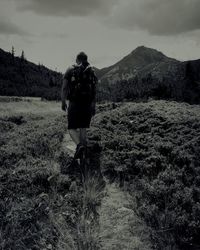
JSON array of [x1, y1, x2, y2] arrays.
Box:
[[76, 52, 88, 65]]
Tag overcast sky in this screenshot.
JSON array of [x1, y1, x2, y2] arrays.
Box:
[[0, 0, 200, 72]]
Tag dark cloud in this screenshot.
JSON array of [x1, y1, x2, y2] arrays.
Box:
[[111, 0, 200, 35], [11, 0, 200, 35], [0, 19, 28, 36], [16, 0, 117, 16]]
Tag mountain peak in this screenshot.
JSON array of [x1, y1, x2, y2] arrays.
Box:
[[98, 46, 179, 80], [132, 45, 147, 52], [131, 46, 167, 60]]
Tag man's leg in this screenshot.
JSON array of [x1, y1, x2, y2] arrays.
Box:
[[80, 128, 87, 145], [69, 129, 80, 145], [69, 128, 86, 159]]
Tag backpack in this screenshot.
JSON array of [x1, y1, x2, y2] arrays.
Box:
[[68, 64, 97, 102]]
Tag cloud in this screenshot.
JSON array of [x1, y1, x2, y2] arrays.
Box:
[[16, 0, 118, 17], [6, 0, 200, 36], [0, 19, 29, 36], [109, 0, 200, 35]]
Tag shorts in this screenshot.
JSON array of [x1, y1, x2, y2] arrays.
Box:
[[67, 101, 92, 129]]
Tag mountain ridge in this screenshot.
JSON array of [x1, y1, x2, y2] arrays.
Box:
[[95, 46, 200, 104], [0, 46, 200, 103]]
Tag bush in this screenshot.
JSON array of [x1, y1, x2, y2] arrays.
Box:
[[93, 100, 200, 249]]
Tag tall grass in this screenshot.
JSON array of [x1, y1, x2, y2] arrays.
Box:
[[74, 166, 105, 250]]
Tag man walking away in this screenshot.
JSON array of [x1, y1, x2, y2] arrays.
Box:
[[61, 52, 97, 159]]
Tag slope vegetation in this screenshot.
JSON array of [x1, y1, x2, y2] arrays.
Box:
[[0, 49, 62, 100]]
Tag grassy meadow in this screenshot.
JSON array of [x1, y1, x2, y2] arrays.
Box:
[[0, 97, 200, 249], [0, 98, 114, 250], [0, 99, 73, 249]]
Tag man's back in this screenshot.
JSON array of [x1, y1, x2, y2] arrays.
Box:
[[64, 62, 97, 103]]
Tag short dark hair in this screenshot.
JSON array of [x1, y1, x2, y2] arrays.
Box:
[[76, 52, 88, 62]]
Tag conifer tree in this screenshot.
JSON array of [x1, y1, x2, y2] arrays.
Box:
[[11, 46, 15, 58], [21, 50, 25, 61]]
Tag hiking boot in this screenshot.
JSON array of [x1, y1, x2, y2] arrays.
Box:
[[74, 143, 86, 159], [60, 159, 79, 175]]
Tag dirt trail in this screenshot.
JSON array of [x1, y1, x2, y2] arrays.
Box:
[[61, 132, 152, 250], [61, 133, 76, 157], [99, 181, 152, 250]]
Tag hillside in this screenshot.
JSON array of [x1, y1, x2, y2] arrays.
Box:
[[0, 48, 62, 100], [0, 99, 200, 249], [96, 46, 200, 104]]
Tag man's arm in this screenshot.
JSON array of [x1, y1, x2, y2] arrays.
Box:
[[61, 68, 71, 111], [61, 78, 67, 111], [61, 73, 68, 111], [91, 70, 98, 116], [61, 78, 67, 100]]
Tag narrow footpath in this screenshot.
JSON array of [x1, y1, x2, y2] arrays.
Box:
[[58, 132, 152, 250], [99, 181, 152, 250]]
